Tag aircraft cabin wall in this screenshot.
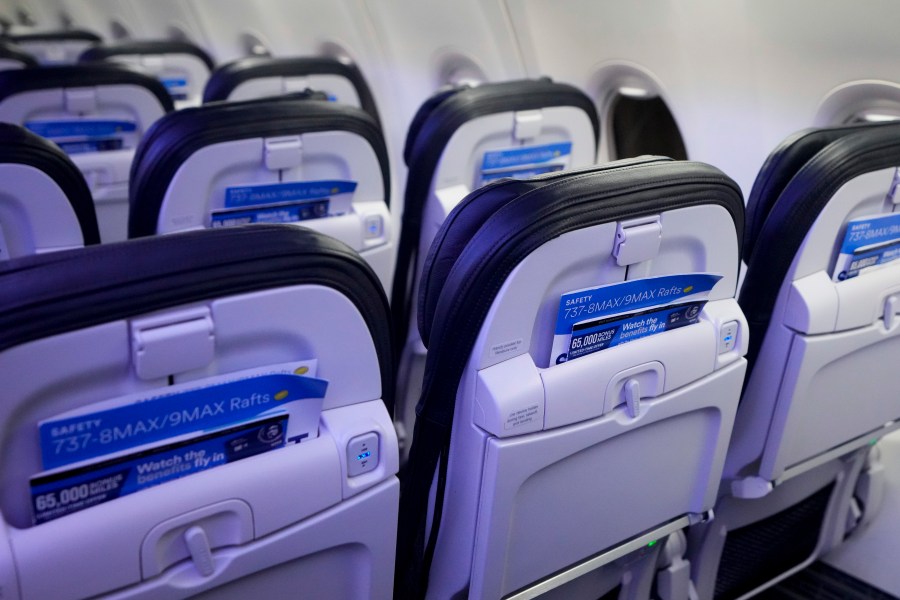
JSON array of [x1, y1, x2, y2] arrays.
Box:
[[4, 1, 900, 599]]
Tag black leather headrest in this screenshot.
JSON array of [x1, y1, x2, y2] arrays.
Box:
[[0, 224, 393, 413], [79, 40, 214, 71], [128, 94, 389, 237], [203, 55, 381, 127], [0, 63, 174, 112]]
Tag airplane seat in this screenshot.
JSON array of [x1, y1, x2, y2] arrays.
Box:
[[688, 121, 900, 599], [2, 29, 100, 65], [742, 122, 877, 265], [397, 158, 748, 599], [80, 40, 216, 109], [0, 63, 173, 243], [0, 122, 98, 259], [128, 94, 394, 293], [0, 40, 37, 69], [202, 56, 381, 126], [391, 78, 601, 460], [0, 224, 398, 599]]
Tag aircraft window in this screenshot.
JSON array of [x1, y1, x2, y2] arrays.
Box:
[[241, 33, 271, 57], [15, 8, 34, 26], [814, 81, 900, 127], [846, 109, 900, 124], [167, 25, 191, 43], [110, 20, 130, 40], [609, 92, 688, 160]]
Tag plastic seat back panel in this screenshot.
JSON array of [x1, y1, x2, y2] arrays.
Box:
[[734, 159, 900, 482], [0, 164, 84, 257], [229, 73, 360, 106], [761, 323, 900, 480], [452, 206, 745, 599], [0, 69, 170, 242], [82, 41, 215, 108], [0, 122, 97, 256], [0, 227, 397, 600], [202, 56, 379, 126], [130, 98, 392, 291], [401, 161, 746, 599], [394, 84, 600, 459], [474, 365, 743, 598]]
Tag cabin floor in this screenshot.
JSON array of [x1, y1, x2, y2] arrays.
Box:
[[822, 429, 900, 597], [758, 430, 900, 599], [761, 562, 897, 599]]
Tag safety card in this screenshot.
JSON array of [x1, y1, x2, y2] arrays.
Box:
[[551, 273, 722, 365], [159, 76, 190, 101], [31, 414, 288, 524], [31, 360, 327, 524], [833, 212, 900, 281], [25, 119, 138, 154], [479, 141, 571, 186], [210, 179, 356, 228]]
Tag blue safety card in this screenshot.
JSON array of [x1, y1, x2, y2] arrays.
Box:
[[31, 414, 288, 525], [833, 212, 900, 281], [25, 119, 137, 154], [160, 77, 189, 101], [39, 373, 328, 470], [566, 301, 706, 361], [551, 273, 721, 364], [212, 180, 357, 228], [211, 199, 330, 227], [480, 141, 572, 185], [224, 180, 356, 209]]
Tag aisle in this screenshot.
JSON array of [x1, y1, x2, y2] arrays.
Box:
[[820, 430, 900, 597]]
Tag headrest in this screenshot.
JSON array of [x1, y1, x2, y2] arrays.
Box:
[[0, 63, 174, 111], [390, 78, 600, 365], [79, 39, 215, 71], [0, 122, 98, 244], [418, 158, 743, 346], [743, 122, 878, 263], [0, 224, 393, 411], [0, 40, 36, 67], [402, 78, 600, 168], [740, 120, 900, 364], [3, 29, 101, 44], [203, 56, 380, 125], [128, 94, 388, 237]]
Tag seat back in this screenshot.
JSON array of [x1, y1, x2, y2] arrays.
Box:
[[391, 78, 600, 458], [203, 56, 381, 126], [128, 94, 394, 292], [726, 121, 900, 489], [2, 29, 100, 65], [0, 225, 398, 599], [0, 40, 37, 70], [742, 122, 876, 265], [80, 40, 215, 108], [0, 64, 173, 243], [685, 121, 900, 600], [398, 159, 747, 599], [0, 122, 98, 258]]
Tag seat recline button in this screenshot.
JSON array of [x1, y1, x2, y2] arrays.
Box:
[[718, 321, 738, 354], [347, 432, 379, 476]]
